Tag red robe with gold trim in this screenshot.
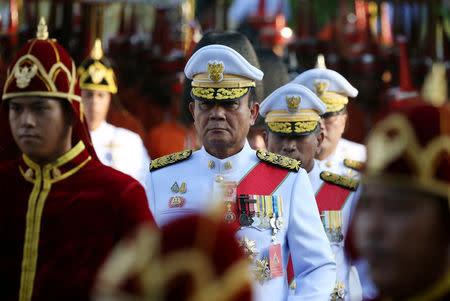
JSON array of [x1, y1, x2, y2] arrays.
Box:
[[0, 141, 154, 301]]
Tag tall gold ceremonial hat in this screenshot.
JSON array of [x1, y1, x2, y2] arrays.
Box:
[[292, 55, 358, 114], [184, 44, 263, 102], [259, 83, 326, 135], [364, 103, 450, 201], [78, 38, 118, 94]]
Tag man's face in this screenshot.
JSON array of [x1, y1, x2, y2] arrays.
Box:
[[189, 95, 259, 157], [265, 130, 323, 173], [81, 89, 111, 131], [353, 183, 449, 298], [318, 113, 347, 159], [9, 97, 73, 164]]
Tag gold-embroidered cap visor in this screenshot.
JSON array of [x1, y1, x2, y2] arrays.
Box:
[[267, 121, 320, 135], [319, 92, 349, 113], [191, 87, 252, 102], [265, 109, 321, 135], [191, 73, 256, 101]]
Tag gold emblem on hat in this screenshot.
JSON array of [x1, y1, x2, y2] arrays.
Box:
[[313, 81, 329, 96], [207, 61, 224, 82], [89, 64, 106, 84], [15, 64, 38, 89], [286, 96, 301, 113]]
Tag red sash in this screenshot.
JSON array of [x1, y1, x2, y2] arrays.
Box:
[[227, 161, 290, 233], [286, 181, 352, 286]]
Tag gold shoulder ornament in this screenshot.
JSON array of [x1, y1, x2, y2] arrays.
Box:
[[256, 150, 301, 172], [343, 158, 364, 171], [320, 171, 359, 191], [149, 150, 192, 171]]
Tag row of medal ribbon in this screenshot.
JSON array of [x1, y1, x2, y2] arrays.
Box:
[[239, 194, 284, 231], [321, 210, 344, 243]]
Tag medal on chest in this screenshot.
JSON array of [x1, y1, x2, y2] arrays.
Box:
[[168, 181, 187, 208]]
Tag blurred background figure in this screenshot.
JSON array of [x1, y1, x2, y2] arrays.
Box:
[[292, 61, 366, 178], [0, 0, 448, 162], [351, 101, 449, 301], [248, 47, 290, 150], [78, 38, 150, 185], [94, 214, 253, 301]]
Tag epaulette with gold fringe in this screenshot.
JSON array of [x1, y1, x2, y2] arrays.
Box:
[[256, 150, 301, 172], [149, 150, 192, 171], [320, 171, 359, 191], [343, 158, 364, 172]]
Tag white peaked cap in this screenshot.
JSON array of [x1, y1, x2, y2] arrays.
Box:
[[184, 44, 263, 82], [292, 68, 358, 97], [260, 83, 326, 118]]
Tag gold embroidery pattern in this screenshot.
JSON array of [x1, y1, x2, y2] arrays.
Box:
[[286, 96, 301, 113], [3, 55, 81, 102], [324, 103, 346, 113], [320, 171, 359, 191], [150, 150, 192, 171], [344, 158, 363, 171], [294, 121, 318, 133], [313, 80, 329, 96], [366, 114, 450, 199], [15, 64, 38, 89], [207, 61, 224, 82], [257, 150, 301, 172], [268, 121, 318, 134], [19, 141, 89, 301], [216, 88, 248, 100], [192, 87, 215, 100], [268, 122, 292, 133], [95, 224, 252, 301], [192, 87, 249, 100]]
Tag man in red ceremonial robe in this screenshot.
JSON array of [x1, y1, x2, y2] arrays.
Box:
[[0, 18, 154, 301], [351, 102, 450, 301]]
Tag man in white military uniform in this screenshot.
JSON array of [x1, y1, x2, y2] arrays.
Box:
[[145, 44, 336, 300], [261, 83, 363, 300], [78, 39, 150, 185], [292, 60, 366, 178]]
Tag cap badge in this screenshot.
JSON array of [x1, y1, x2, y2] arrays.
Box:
[[207, 61, 224, 82], [313, 80, 329, 96], [88, 64, 106, 84], [15, 64, 38, 89], [286, 96, 301, 113]]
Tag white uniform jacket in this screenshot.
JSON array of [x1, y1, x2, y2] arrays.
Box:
[[146, 142, 336, 301], [309, 160, 362, 301], [91, 121, 150, 185], [317, 138, 366, 179]]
